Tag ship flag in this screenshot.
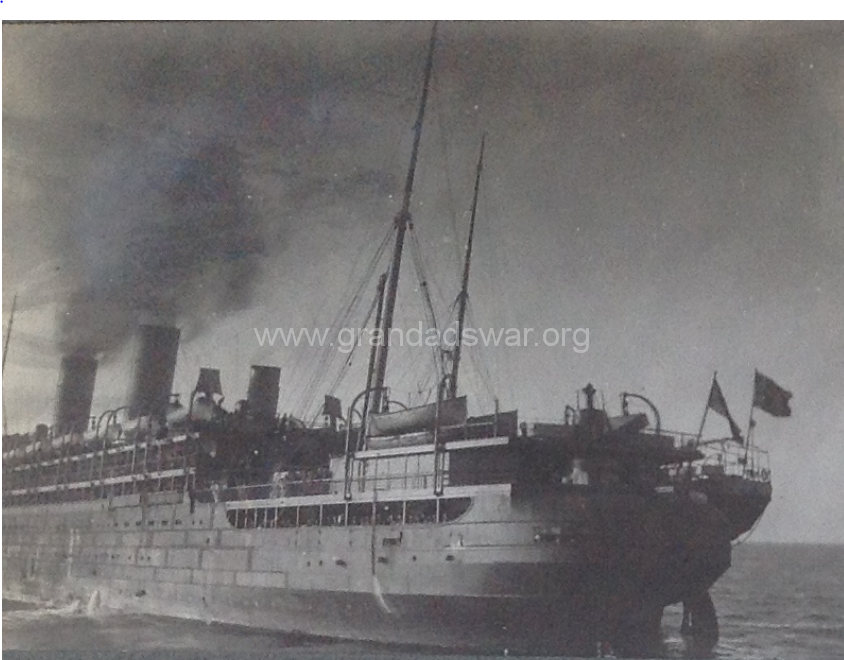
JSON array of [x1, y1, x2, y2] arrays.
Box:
[[707, 376, 743, 442], [752, 370, 792, 417]]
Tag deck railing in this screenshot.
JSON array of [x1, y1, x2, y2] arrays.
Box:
[[656, 428, 771, 483]]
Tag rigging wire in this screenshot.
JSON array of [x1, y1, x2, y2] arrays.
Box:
[[294, 231, 393, 417], [464, 296, 498, 407], [294, 223, 396, 418], [284, 25, 504, 418], [276, 110, 411, 413], [307, 298, 373, 429], [267, 27, 427, 415], [407, 225, 445, 381], [322, 268, 383, 404], [430, 72, 468, 274], [290, 27, 435, 419]]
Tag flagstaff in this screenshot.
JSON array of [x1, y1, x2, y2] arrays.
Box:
[[695, 371, 716, 446]]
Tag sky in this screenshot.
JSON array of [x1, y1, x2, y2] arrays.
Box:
[[3, 21, 843, 543]]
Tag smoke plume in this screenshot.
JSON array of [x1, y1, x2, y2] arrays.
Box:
[[57, 139, 264, 356]]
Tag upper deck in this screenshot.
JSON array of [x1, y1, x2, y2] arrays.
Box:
[[2, 390, 771, 512]]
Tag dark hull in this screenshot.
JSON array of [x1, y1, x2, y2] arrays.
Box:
[[695, 476, 772, 539], [2, 483, 733, 657], [5, 562, 724, 657], [43, 578, 646, 656]]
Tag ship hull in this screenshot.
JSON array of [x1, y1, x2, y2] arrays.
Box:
[[24, 580, 657, 656], [3, 484, 731, 656], [3, 568, 708, 656]]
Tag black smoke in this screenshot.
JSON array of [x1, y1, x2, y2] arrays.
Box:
[[5, 22, 843, 362], [3, 22, 416, 359], [57, 140, 264, 356]]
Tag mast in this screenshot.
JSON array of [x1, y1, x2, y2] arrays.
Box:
[[372, 22, 437, 413], [361, 273, 388, 437], [2, 293, 18, 435], [448, 136, 485, 399], [2, 293, 18, 377]]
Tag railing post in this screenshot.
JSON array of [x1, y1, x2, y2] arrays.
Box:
[[343, 387, 384, 501], [433, 376, 448, 497]]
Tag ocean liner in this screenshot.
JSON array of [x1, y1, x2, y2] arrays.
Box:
[[2, 25, 773, 657]]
